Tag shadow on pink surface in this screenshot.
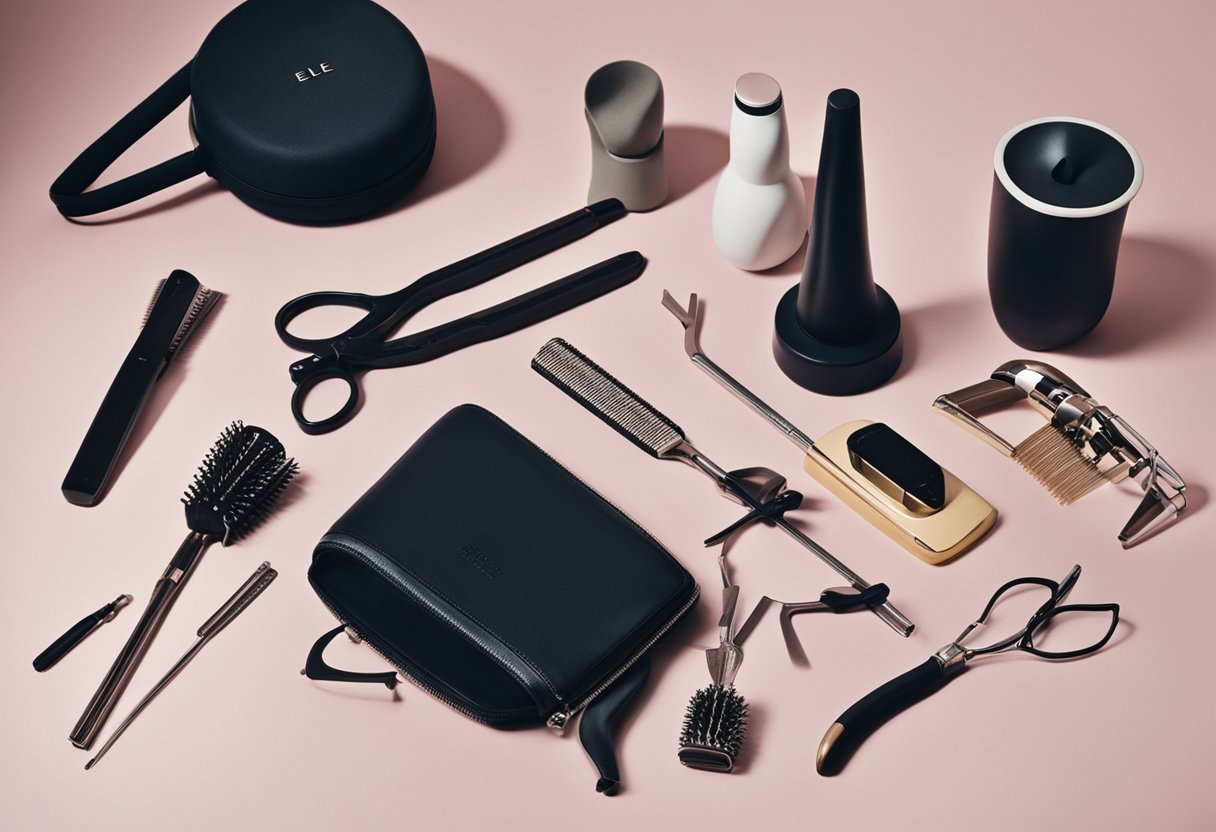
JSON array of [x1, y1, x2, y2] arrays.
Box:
[[385, 58, 506, 215], [1060, 236, 1213, 357], [664, 124, 728, 204]]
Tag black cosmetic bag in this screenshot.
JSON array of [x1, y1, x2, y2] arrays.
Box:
[[304, 405, 699, 793], [50, 0, 435, 223]]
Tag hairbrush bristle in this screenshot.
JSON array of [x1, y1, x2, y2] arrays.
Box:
[[168, 284, 221, 356], [532, 337, 685, 457], [677, 685, 748, 772], [143, 278, 169, 326], [1012, 425, 1108, 505], [183, 421, 298, 543]]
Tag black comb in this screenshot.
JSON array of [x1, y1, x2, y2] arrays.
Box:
[[62, 270, 221, 506], [70, 422, 296, 751]]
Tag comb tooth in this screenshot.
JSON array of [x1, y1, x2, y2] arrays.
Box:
[[167, 284, 222, 357], [1013, 425, 1106, 505], [532, 338, 686, 457]]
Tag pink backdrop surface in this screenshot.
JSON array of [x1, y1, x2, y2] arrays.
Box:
[[2, 1, 1214, 829]]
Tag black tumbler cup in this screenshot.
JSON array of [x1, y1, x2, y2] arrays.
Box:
[[988, 117, 1142, 351]]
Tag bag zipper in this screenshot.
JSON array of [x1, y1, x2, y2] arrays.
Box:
[[312, 589, 493, 724], [317, 536, 560, 711], [545, 584, 699, 732]]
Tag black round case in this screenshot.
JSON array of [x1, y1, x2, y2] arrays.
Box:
[[50, 0, 436, 223]]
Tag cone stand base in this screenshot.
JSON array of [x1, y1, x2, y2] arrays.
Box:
[[772, 283, 903, 395]]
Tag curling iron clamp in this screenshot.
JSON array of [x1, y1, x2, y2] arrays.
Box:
[[933, 360, 1186, 548]]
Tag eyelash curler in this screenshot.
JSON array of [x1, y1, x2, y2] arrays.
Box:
[[815, 564, 1120, 775]]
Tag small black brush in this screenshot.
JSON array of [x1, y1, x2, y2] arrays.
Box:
[[678, 585, 749, 773], [69, 421, 297, 750], [679, 685, 749, 772]]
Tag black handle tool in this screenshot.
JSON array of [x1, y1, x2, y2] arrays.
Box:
[[33, 594, 133, 672]]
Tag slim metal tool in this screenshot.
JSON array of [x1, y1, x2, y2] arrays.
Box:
[[532, 337, 913, 636], [85, 562, 278, 770], [70, 422, 296, 750], [33, 594, 133, 672], [662, 291, 997, 563]]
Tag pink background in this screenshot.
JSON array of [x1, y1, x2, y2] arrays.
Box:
[[2, 0, 1214, 828]]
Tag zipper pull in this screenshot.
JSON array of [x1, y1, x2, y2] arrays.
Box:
[[547, 706, 573, 734]]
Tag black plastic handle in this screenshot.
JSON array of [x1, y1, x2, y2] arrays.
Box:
[[50, 63, 204, 217], [274, 291, 382, 353], [578, 656, 650, 796], [33, 606, 110, 672], [288, 359, 362, 436], [304, 625, 399, 689], [285, 251, 646, 435], [816, 657, 957, 775], [274, 198, 629, 354]]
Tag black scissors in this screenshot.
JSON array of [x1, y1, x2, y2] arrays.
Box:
[[275, 199, 643, 434]]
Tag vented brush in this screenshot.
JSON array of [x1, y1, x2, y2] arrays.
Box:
[[69, 421, 297, 750], [678, 586, 749, 772]]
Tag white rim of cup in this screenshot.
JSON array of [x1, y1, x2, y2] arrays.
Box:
[[993, 116, 1143, 219]]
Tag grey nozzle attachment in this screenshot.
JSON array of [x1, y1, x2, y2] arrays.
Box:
[[585, 60, 667, 212]]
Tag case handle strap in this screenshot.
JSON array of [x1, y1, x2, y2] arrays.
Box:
[[302, 625, 399, 689], [577, 655, 651, 796], [50, 62, 206, 217]]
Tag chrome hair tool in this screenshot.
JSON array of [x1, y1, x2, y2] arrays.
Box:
[[934, 360, 1186, 547], [62, 270, 220, 506], [733, 584, 891, 665], [531, 337, 914, 636], [86, 562, 278, 770], [663, 292, 996, 563], [816, 565, 1119, 775], [33, 594, 133, 672], [70, 423, 297, 750], [276, 199, 644, 434]]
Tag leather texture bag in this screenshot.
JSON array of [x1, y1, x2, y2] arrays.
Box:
[[304, 404, 699, 793], [50, 0, 436, 223]]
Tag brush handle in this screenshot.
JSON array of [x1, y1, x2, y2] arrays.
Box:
[[85, 563, 277, 770], [69, 531, 208, 749]]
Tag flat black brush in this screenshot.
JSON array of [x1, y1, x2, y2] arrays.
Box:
[[62, 270, 221, 506], [69, 421, 297, 750]]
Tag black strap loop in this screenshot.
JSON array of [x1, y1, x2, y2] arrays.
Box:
[[303, 625, 399, 689], [50, 62, 205, 217]]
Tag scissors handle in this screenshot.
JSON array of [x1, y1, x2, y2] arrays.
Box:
[[289, 355, 362, 436], [274, 290, 382, 353], [288, 250, 646, 435], [274, 198, 629, 354]]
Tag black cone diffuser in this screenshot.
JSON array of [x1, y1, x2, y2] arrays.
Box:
[[773, 89, 902, 395]]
